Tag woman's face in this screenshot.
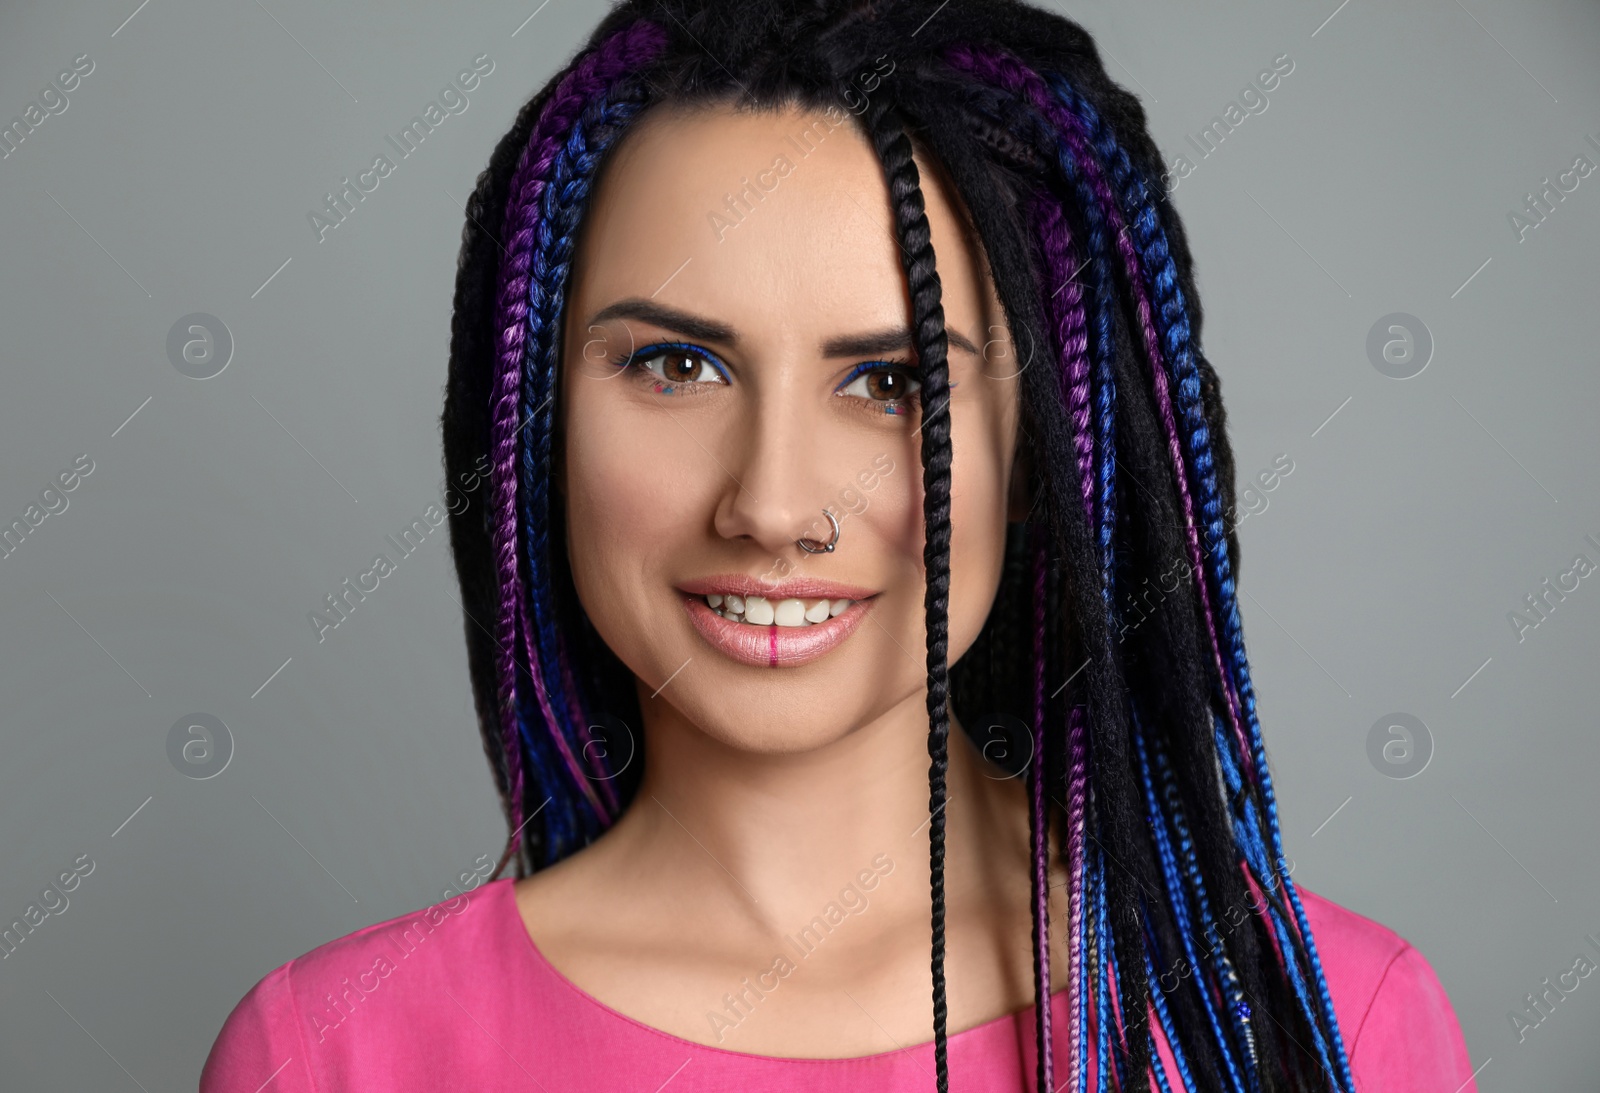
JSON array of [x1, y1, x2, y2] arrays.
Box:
[[559, 100, 1025, 754]]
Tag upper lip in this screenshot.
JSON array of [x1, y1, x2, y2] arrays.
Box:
[[678, 574, 879, 601]]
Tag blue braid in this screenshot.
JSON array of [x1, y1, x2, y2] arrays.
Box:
[[1052, 73, 1356, 1092], [1139, 916, 1192, 1093], [1093, 843, 1112, 1093], [518, 82, 653, 855], [1211, 718, 1344, 1083], [515, 676, 574, 853], [1134, 727, 1250, 1093], [1094, 286, 1117, 621], [1156, 744, 1263, 1092]]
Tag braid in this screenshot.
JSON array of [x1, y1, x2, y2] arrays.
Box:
[[486, 20, 668, 872], [447, 76, 559, 882], [862, 95, 957, 1091], [1056, 76, 1354, 1089], [519, 76, 658, 843], [1035, 196, 1094, 520], [1029, 523, 1052, 1093]]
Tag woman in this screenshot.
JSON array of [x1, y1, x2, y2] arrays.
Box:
[[202, 1, 1476, 1088]]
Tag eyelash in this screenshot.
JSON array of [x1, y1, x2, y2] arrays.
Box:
[[610, 341, 730, 396], [610, 342, 931, 415]]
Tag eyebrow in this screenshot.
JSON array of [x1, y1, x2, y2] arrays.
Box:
[[586, 297, 980, 359]]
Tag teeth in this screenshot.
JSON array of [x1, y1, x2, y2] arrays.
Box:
[[703, 593, 856, 627], [774, 598, 807, 627]]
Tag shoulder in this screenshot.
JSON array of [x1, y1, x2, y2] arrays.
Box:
[[1296, 886, 1478, 1091], [201, 877, 513, 1093], [200, 960, 316, 1093]]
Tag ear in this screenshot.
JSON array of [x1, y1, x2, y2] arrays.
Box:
[[1006, 442, 1033, 523]]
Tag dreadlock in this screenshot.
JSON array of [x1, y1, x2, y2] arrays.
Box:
[[440, 2, 1354, 1090]]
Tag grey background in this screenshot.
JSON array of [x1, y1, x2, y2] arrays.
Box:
[[1, 0, 1596, 1088]]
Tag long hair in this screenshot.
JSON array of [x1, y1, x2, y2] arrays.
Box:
[[440, 2, 1355, 1090]]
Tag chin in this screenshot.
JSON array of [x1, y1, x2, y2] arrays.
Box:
[[653, 668, 914, 756]]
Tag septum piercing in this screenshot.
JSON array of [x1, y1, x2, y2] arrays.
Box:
[[796, 508, 841, 554]]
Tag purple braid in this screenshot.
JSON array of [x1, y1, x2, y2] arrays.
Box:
[[1033, 196, 1095, 522], [488, 20, 669, 844], [561, 646, 620, 814], [1067, 702, 1089, 1092], [1031, 172, 1112, 1093], [1030, 527, 1053, 1093], [516, 595, 606, 819]]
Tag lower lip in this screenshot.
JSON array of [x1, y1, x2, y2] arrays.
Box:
[[682, 594, 876, 668]]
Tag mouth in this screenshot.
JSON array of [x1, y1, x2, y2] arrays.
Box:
[[677, 576, 879, 668]]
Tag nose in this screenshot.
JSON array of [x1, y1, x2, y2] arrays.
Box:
[[712, 399, 836, 560]]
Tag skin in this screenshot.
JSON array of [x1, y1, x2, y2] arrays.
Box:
[[514, 99, 1069, 1058]]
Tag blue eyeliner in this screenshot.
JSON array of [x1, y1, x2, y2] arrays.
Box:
[[834, 359, 953, 414], [611, 341, 731, 387]]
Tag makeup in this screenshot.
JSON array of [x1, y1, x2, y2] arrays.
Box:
[[678, 575, 878, 668]]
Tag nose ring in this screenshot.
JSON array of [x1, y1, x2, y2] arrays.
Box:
[[796, 508, 841, 554]]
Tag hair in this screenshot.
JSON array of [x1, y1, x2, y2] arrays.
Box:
[[440, 2, 1355, 1090]]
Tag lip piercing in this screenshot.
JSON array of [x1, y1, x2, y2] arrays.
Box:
[[796, 508, 841, 554]]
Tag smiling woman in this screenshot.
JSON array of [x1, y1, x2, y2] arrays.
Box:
[[201, 1, 1475, 1090]]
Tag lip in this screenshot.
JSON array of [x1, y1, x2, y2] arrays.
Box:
[[678, 574, 880, 601], [681, 592, 877, 668]]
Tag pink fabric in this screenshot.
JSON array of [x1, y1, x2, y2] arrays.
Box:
[[200, 878, 1477, 1091]]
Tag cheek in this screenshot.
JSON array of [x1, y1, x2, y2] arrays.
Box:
[[559, 383, 699, 654]]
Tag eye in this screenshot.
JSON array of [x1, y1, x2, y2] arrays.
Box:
[[617, 342, 729, 394], [836, 361, 921, 411]]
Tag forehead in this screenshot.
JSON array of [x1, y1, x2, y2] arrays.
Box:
[[569, 99, 1001, 347]]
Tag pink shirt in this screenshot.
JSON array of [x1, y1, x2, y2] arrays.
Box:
[[200, 878, 1477, 1091]]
